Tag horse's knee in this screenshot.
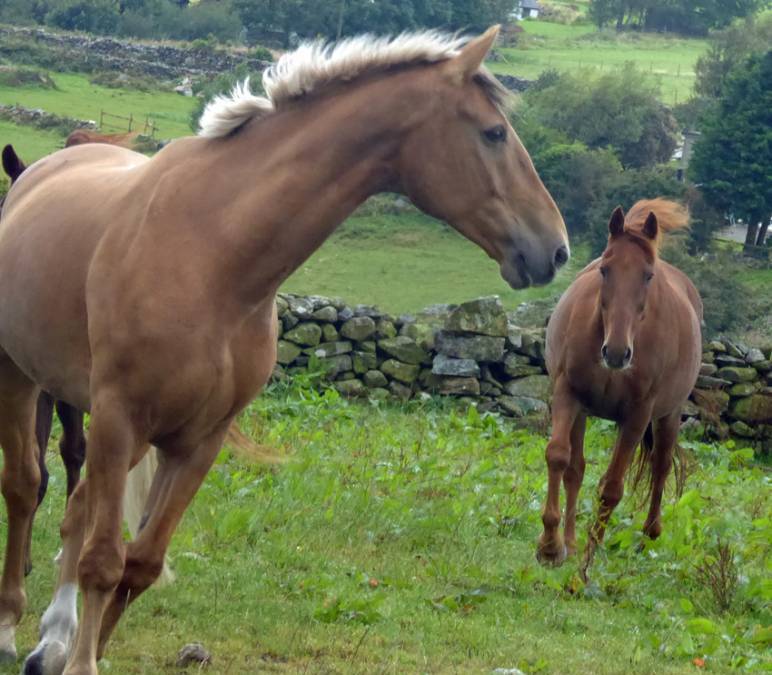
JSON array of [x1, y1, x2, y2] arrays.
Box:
[[78, 538, 125, 592], [599, 480, 624, 511], [122, 552, 164, 594], [545, 440, 570, 474], [1, 458, 40, 515]]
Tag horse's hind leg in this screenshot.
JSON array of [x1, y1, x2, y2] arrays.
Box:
[[642, 412, 679, 540], [55, 401, 86, 499], [24, 391, 55, 577], [537, 379, 580, 566], [96, 423, 230, 659], [0, 357, 42, 661], [562, 413, 587, 556]]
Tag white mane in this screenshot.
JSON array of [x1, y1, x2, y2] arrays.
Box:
[[198, 30, 468, 139]]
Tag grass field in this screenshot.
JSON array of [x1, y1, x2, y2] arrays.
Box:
[[281, 211, 588, 314], [0, 382, 767, 674], [491, 20, 707, 104], [0, 71, 197, 158]]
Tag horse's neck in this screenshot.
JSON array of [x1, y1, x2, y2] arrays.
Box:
[[197, 75, 422, 304]]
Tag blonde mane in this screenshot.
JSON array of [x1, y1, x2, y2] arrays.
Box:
[[199, 31, 475, 139], [624, 198, 689, 252]]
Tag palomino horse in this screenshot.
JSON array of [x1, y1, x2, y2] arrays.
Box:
[[536, 199, 701, 577], [2, 145, 164, 583], [0, 27, 568, 674]]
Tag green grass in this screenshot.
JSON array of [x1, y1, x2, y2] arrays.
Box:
[[0, 119, 64, 160], [492, 20, 708, 104], [0, 71, 196, 155], [282, 211, 588, 314], [3, 383, 768, 674]]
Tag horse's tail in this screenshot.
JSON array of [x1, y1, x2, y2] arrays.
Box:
[[124, 448, 176, 586], [630, 422, 686, 502], [625, 198, 689, 251]]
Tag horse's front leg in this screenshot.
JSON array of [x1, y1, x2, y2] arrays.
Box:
[[562, 413, 587, 556], [537, 378, 581, 566], [62, 396, 142, 675], [96, 422, 230, 659], [581, 411, 650, 580]]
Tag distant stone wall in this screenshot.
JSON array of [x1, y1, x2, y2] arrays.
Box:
[[275, 294, 772, 451], [0, 103, 95, 133], [0, 25, 270, 80]]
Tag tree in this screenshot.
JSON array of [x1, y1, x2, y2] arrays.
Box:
[[695, 13, 772, 100], [588, 0, 767, 36], [45, 0, 121, 33], [689, 51, 772, 251], [520, 65, 677, 169]]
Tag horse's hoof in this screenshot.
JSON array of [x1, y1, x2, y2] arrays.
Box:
[[535, 543, 568, 567], [0, 646, 16, 663], [23, 640, 67, 675]]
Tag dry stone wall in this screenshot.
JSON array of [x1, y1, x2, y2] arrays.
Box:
[[275, 294, 772, 451]]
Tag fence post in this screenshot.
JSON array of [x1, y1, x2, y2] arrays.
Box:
[[127, 113, 133, 132]]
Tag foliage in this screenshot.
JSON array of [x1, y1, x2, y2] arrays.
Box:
[[661, 242, 757, 335], [689, 51, 772, 245], [45, 0, 122, 34], [588, 0, 767, 36], [694, 13, 772, 100], [520, 64, 678, 169], [232, 0, 518, 45]]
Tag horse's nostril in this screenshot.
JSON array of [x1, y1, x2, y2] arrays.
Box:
[[624, 347, 632, 362], [554, 245, 569, 268], [601, 344, 608, 360]]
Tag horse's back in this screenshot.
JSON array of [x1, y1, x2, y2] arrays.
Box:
[[0, 144, 149, 409]]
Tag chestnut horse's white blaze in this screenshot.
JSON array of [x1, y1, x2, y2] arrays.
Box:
[[0, 26, 567, 675]]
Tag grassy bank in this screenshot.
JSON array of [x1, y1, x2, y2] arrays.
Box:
[[3, 382, 768, 674]]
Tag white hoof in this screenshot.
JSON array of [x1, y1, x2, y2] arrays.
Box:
[[22, 640, 67, 675], [0, 624, 16, 663]]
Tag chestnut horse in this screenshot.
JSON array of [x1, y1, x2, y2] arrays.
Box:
[[536, 199, 701, 578], [64, 130, 139, 148], [0, 27, 568, 674]]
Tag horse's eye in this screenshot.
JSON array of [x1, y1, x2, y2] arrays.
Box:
[[483, 125, 507, 143], [599, 267, 609, 279], [644, 272, 654, 284]]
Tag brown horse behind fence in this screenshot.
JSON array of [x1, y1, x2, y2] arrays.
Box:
[[536, 199, 702, 578], [65, 130, 139, 148], [0, 27, 569, 674]]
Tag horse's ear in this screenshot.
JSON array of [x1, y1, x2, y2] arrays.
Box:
[[642, 211, 658, 240], [608, 206, 625, 237], [2, 144, 26, 183], [444, 25, 500, 83]]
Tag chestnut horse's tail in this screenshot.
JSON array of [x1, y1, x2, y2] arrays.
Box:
[[624, 198, 689, 252], [630, 422, 686, 502]]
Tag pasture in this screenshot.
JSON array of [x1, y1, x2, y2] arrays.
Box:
[[2, 380, 768, 674], [491, 20, 707, 104]]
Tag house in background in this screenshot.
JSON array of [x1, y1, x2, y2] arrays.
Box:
[[511, 0, 542, 20]]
